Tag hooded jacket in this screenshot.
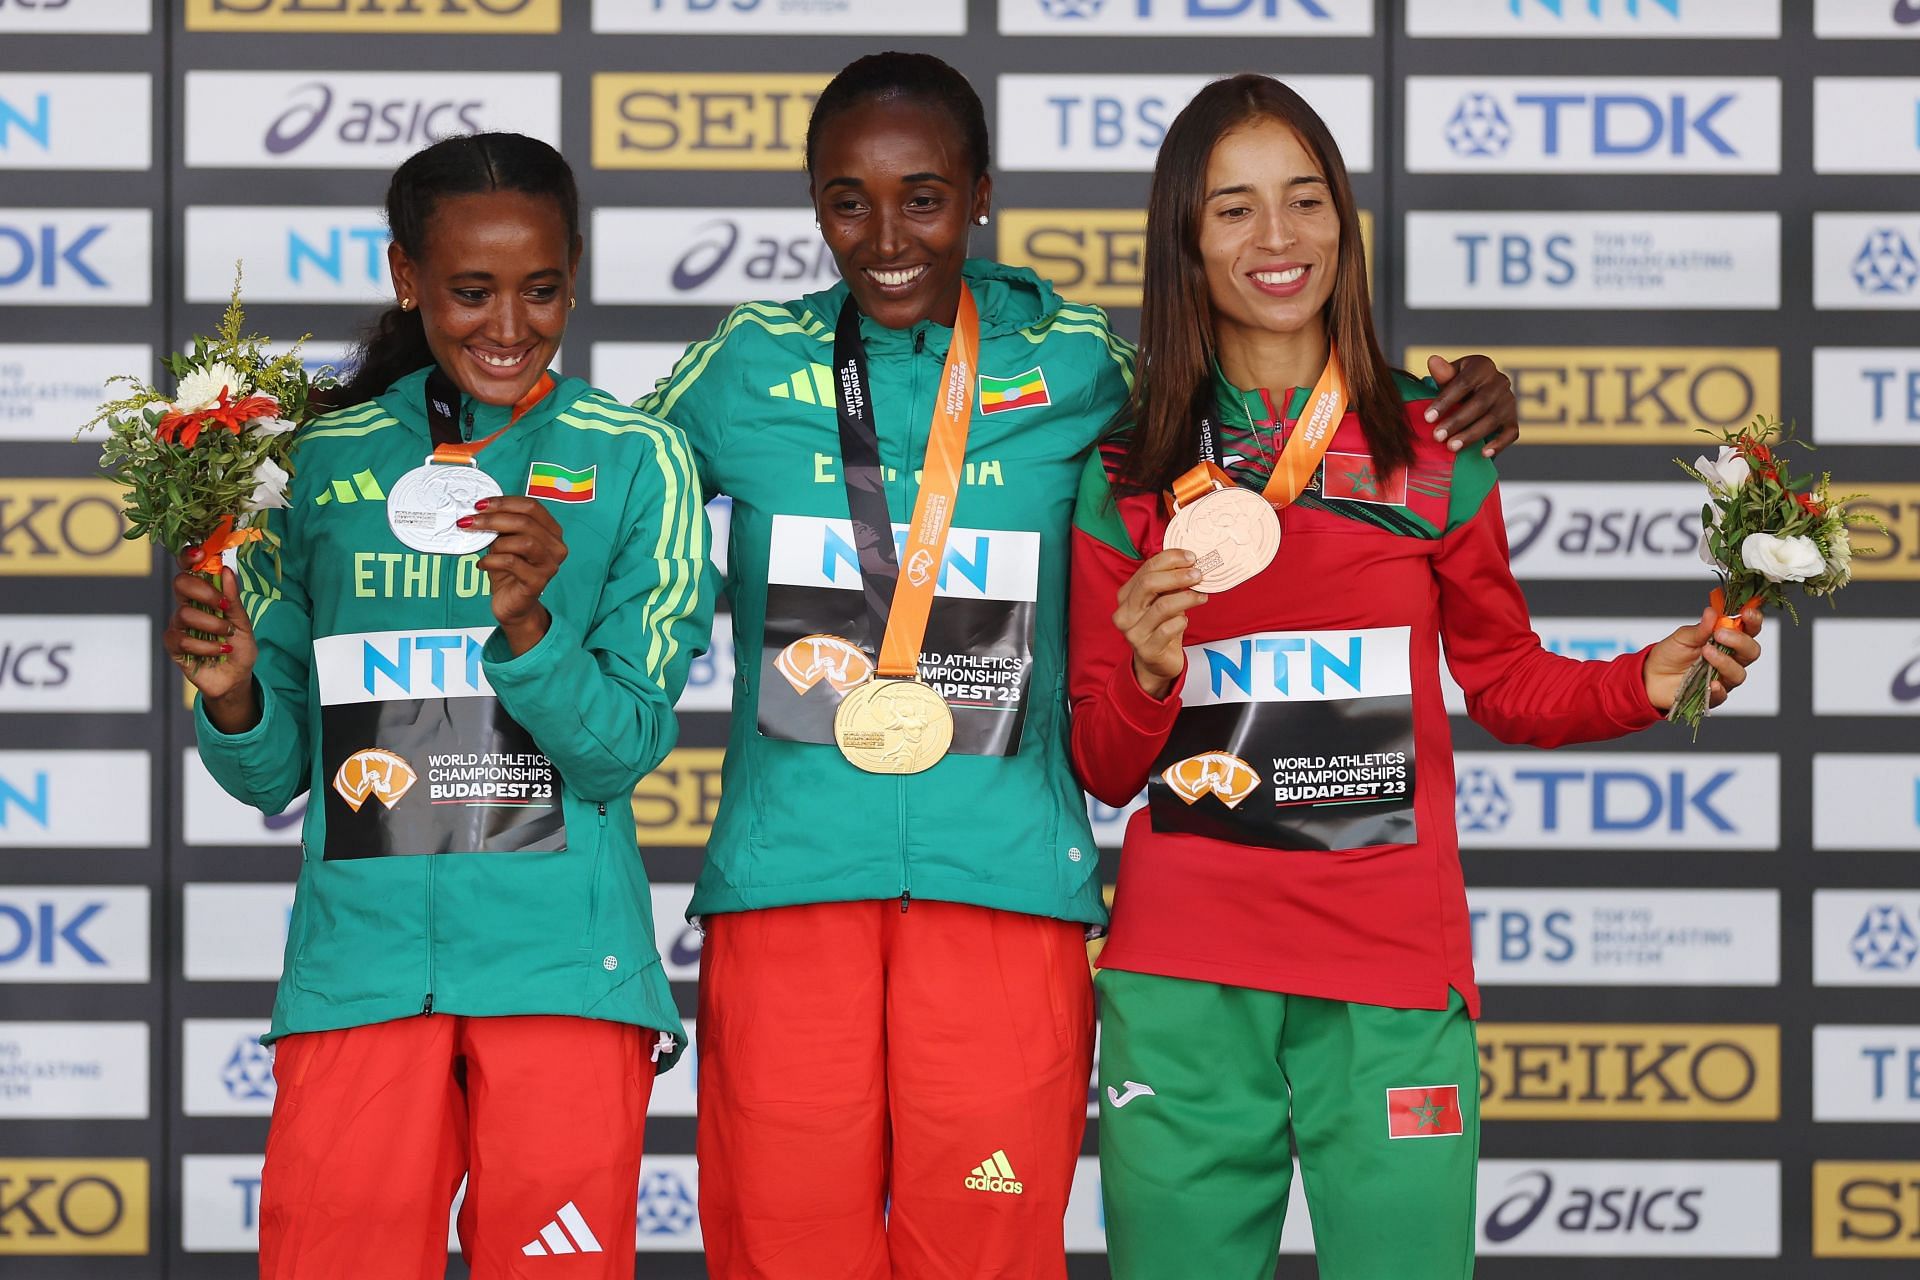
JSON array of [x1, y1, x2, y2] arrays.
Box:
[[639, 259, 1135, 925], [195, 368, 710, 1058]]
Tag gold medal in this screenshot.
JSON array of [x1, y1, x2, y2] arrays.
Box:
[[1164, 485, 1281, 592], [833, 677, 955, 774]]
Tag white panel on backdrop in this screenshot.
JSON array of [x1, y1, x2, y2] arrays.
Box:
[[676, 613, 737, 713], [592, 209, 837, 305], [650, 1020, 697, 1118], [1814, 214, 1920, 310], [1454, 752, 1778, 850], [0, 344, 153, 442], [998, 0, 1372, 36], [1815, 892, 1920, 987], [186, 206, 390, 304], [0, 749, 149, 848], [1406, 0, 1779, 38], [181, 1155, 263, 1253], [652, 883, 699, 982], [590, 341, 696, 406], [1088, 791, 1147, 849], [595, 0, 967, 33], [1405, 213, 1780, 309], [632, 1157, 703, 1252], [0, 886, 149, 983], [1467, 889, 1780, 986], [0, 74, 150, 170], [997, 74, 1373, 173], [185, 72, 561, 170], [1816, 0, 1920, 38], [183, 884, 294, 982], [0, 1021, 148, 1118], [1814, 347, 1920, 443], [1813, 754, 1920, 851], [0, 615, 151, 712], [1476, 1161, 1779, 1257], [182, 1019, 276, 1117], [1405, 79, 1779, 174], [1814, 79, 1920, 174], [182, 749, 304, 847], [1814, 618, 1920, 714], [0, 0, 150, 32], [1442, 618, 1778, 717], [0, 208, 150, 306], [1498, 482, 1708, 580], [1815, 1026, 1920, 1121]]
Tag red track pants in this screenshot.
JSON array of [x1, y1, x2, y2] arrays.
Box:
[[260, 1013, 656, 1279], [696, 898, 1096, 1280]]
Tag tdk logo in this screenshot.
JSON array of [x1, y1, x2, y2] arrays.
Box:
[[1853, 906, 1920, 972], [1038, 0, 1336, 16], [1013, 0, 1372, 31], [1447, 90, 1737, 157], [1458, 767, 1735, 833], [0, 223, 108, 288], [0, 901, 105, 968], [1854, 229, 1920, 296], [362, 633, 487, 698], [1455, 753, 1778, 848]]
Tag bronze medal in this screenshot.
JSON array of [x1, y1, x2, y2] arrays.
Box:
[[1164, 485, 1281, 592], [832, 677, 955, 774]]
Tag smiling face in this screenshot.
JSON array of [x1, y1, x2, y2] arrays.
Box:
[[1197, 118, 1340, 355], [388, 189, 580, 407], [809, 96, 991, 331]]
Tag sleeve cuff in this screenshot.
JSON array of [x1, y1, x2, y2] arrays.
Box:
[[481, 609, 578, 688], [193, 675, 283, 751], [1610, 648, 1663, 731], [1107, 657, 1185, 736]]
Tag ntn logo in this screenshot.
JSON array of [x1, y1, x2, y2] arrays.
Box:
[[821, 526, 991, 594], [0, 770, 47, 827], [289, 226, 389, 284], [1202, 634, 1362, 698], [362, 633, 487, 696], [0, 93, 48, 149]]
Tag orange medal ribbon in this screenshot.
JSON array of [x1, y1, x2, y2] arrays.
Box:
[[1166, 344, 1350, 514], [426, 372, 554, 466], [876, 288, 980, 680]]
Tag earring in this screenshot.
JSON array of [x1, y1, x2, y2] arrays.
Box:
[[976, 214, 990, 226], [399, 297, 413, 311], [568, 296, 577, 310]]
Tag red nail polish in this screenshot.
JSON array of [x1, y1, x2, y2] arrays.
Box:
[[456, 516, 475, 529], [473, 498, 490, 511], [220, 643, 233, 654], [218, 597, 230, 610]]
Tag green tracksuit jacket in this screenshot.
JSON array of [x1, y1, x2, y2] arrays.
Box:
[[639, 259, 1134, 925], [195, 367, 710, 1057]]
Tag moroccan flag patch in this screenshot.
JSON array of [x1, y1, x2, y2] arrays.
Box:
[[1386, 1084, 1464, 1139], [1321, 452, 1409, 506], [978, 368, 1050, 415], [528, 462, 596, 503]]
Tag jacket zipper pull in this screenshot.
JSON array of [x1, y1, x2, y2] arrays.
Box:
[[421, 993, 434, 1015], [913, 328, 925, 354], [597, 802, 607, 828], [900, 890, 911, 914], [462, 407, 475, 442]]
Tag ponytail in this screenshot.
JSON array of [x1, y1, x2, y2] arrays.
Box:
[[320, 305, 435, 413]]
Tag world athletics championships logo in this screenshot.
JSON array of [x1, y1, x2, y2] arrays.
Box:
[[1853, 230, 1920, 296], [1851, 905, 1920, 972], [1445, 93, 1513, 158]]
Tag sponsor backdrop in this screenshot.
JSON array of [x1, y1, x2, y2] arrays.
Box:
[[1, 0, 1916, 1275]]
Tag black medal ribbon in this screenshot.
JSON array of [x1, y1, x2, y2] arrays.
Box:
[[425, 365, 466, 448], [834, 297, 901, 655]]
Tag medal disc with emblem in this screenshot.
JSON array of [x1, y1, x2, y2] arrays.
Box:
[[1164, 485, 1280, 592], [386, 459, 503, 555], [832, 677, 955, 774]]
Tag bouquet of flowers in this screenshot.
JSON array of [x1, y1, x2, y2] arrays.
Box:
[[1674, 416, 1864, 733], [82, 270, 332, 667]]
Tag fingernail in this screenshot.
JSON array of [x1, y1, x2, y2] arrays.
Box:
[[218, 597, 229, 610], [1424, 408, 1439, 423], [456, 517, 475, 529], [1483, 446, 1496, 459], [1448, 439, 1463, 452], [473, 498, 490, 511], [220, 643, 232, 654], [1432, 428, 1447, 441]]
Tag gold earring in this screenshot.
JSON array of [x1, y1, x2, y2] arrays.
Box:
[[569, 296, 577, 310], [399, 297, 413, 311]]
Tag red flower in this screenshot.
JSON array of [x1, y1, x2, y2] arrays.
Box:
[[1796, 492, 1825, 517], [154, 386, 281, 449]]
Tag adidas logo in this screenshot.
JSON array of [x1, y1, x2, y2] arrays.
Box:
[[314, 468, 386, 506], [963, 1149, 1024, 1196], [768, 363, 836, 406], [520, 1201, 603, 1257]]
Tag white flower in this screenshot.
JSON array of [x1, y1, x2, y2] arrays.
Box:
[[1818, 524, 1853, 589], [172, 362, 247, 413], [1694, 445, 1751, 495], [1697, 504, 1725, 568], [248, 414, 297, 437], [243, 456, 290, 512], [1740, 531, 1825, 583]]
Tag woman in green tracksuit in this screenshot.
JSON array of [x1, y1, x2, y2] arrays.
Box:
[[165, 133, 710, 1279], [636, 53, 1519, 1280]]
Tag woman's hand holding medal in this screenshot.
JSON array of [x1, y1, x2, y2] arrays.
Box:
[[1114, 548, 1209, 700], [459, 495, 569, 656]]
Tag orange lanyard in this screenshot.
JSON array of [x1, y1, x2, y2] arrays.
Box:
[[426, 372, 554, 464], [1167, 346, 1348, 512]]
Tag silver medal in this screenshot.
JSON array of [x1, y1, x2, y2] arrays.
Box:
[[385, 459, 503, 555]]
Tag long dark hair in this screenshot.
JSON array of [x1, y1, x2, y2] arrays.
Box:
[[1119, 75, 1413, 494], [322, 132, 580, 411], [805, 51, 991, 180]]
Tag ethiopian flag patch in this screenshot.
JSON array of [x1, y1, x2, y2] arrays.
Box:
[[527, 461, 596, 503], [977, 367, 1050, 415]]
